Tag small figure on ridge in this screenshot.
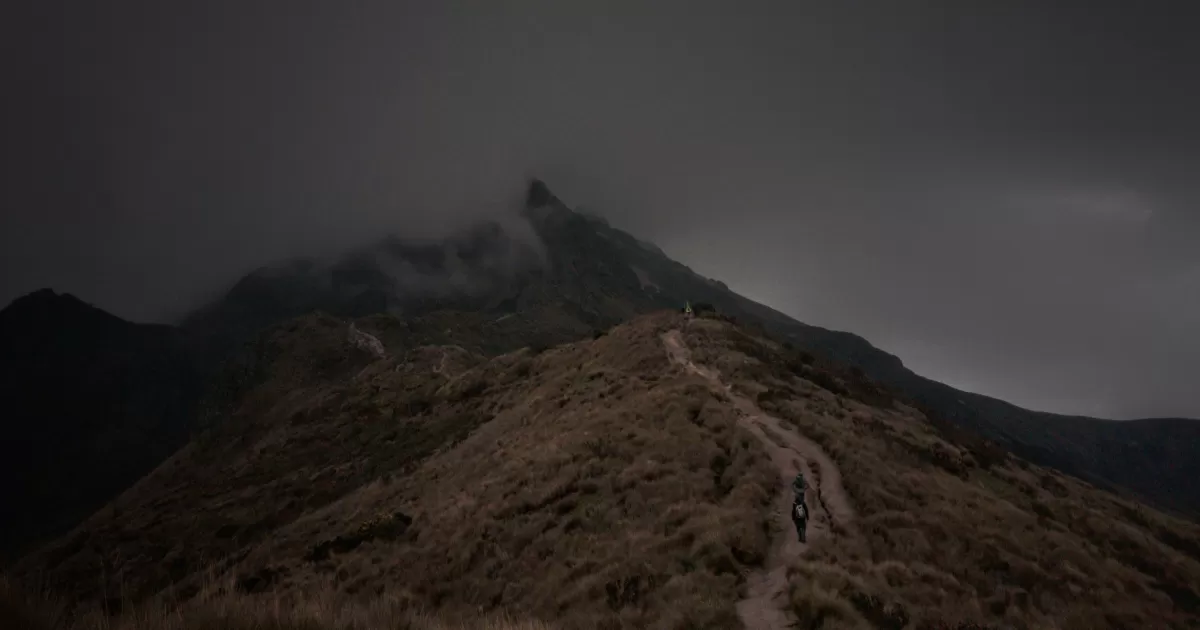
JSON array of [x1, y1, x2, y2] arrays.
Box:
[[791, 472, 808, 543]]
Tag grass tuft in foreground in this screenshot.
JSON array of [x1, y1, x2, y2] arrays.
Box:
[[1, 576, 554, 630]]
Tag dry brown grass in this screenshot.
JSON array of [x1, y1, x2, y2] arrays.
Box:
[[1, 575, 553, 630], [18, 311, 1200, 629], [15, 314, 509, 605], [15, 312, 779, 629], [222, 313, 779, 629], [684, 320, 1200, 629]]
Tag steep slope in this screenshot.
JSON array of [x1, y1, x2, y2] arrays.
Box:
[[14, 311, 1200, 629], [15, 312, 780, 629], [663, 328, 856, 630], [679, 317, 1200, 628], [0, 290, 205, 563], [179, 180, 1200, 518]]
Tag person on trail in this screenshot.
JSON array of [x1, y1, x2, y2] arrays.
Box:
[[791, 472, 808, 542], [792, 495, 808, 543], [792, 472, 807, 498]]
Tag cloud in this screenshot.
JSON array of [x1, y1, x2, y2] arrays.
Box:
[[1010, 188, 1155, 224], [2, 0, 1198, 418]]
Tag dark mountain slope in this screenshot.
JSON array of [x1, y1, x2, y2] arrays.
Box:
[[864, 369, 1200, 518], [13, 311, 1200, 628], [0, 290, 205, 562], [15, 312, 781, 628]]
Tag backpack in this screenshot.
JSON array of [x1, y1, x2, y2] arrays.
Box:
[[794, 502, 807, 520]]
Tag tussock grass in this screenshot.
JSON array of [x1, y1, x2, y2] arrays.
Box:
[[14, 313, 778, 630], [224, 315, 778, 629], [1, 576, 553, 630], [20, 311, 1199, 628], [685, 320, 1200, 628]]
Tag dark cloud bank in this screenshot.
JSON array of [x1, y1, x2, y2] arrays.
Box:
[[2, 1, 1198, 419]]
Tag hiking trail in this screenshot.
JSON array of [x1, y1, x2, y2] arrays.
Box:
[[662, 328, 856, 630], [348, 323, 386, 359]]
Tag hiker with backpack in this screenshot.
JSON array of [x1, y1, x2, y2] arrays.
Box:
[[791, 472, 809, 543]]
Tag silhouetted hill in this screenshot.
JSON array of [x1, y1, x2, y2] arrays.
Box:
[[0, 290, 206, 562], [873, 374, 1200, 520]]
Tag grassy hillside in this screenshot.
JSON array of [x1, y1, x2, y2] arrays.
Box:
[[12, 311, 1200, 629], [682, 318, 1200, 628], [0, 575, 552, 630], [13, 312, 779, 629]]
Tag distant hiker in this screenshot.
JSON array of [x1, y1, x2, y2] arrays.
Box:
[[791, 472, 808, 542], [683, 301, 694, 318], [792, 472, 807, 499], [792, 495, 808, 543]]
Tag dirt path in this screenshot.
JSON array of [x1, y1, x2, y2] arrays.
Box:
[[662, 328, 855, 630], [432, 350, 449, 375], [348, 323, 386, 359]]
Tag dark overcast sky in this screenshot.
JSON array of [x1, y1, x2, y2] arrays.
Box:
[[3, 1, 1198, 419]]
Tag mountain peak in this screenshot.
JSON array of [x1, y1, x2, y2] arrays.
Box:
[[0, 288, 118, 327], [5, 287, 79, 309], [0, 287, 204, 563], [525, 178, 553, 208]]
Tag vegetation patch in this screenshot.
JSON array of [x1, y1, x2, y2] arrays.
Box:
[[307, 511, 413, 562], [683, 318, 1200, 629]]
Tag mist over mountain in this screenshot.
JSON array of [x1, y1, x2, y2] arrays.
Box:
[[6, 3, 1200, 627]]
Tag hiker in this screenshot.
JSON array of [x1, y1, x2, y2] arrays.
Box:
[[683, 301, 694, 318], [792, 472, 807, 497], [792, 496, 808, 542], [791, 472, 808, 542]]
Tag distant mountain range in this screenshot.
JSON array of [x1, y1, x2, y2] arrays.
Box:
[[3, 179, 1197, 563]]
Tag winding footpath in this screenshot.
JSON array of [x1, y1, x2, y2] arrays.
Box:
[[662, 328, 856, 630]]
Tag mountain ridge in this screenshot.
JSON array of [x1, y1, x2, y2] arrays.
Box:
[[0, 289, 207, 563], [11, 310, 1200, 628], [2, 179, 1197, 569]]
